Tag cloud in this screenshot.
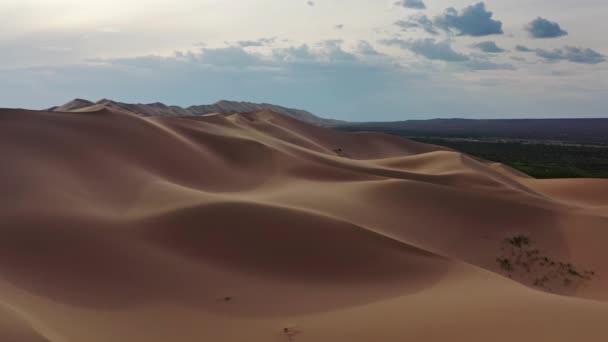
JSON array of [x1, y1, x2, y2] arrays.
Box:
[[515, 45, 533, 52], [395, 14, 438, 35], [409, 39, 469, 61], [270, 40, 361, 63], [395, 0, 426, 10], [510, 56, 527, 62], [535, 47, 605, 64], [471, 41, 506, 53], [200, 46, 261, 66], [434, 2, 503, 36], [0, 29, 142, 68], [381, 38, 469, 62], [235, 37, 277, 47], [515, 44, 605, 64], [380, 37, 512, 69], [272, 44, 316, 62], [354, 40, 382, 56], [314, 40, 359, 62], [526, 17, 568, 39], [463, 59, 515, 71]]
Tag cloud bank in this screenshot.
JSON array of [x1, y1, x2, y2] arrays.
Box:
[[472, 41, 506, 53], [535, 47, 605, 64], [395, 0, 426, 10], [526, 17, 568, 38], [434, 2, 503, 36], [395, 14, 438, 35]]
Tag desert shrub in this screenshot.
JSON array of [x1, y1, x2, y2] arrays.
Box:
[[505, 235, 530, 248], [496, 257, 513, 272], [497, 234, 595, 290]]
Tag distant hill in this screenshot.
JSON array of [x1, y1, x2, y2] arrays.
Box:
[[48, 101, 608, 144], [336, 118, 608, 145], [49, 99, 344, 126]]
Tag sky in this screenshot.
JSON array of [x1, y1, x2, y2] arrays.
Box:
[[1, 0, 607, 121]]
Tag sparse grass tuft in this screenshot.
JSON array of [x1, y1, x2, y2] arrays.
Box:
[[496, 234, 595, 291], [505, 235, 530, 248], [496, 257, 513, 272]]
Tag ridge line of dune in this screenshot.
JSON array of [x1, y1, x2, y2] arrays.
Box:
[[126, 197, 449, 259]]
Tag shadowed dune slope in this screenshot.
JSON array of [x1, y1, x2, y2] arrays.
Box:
[[1, 107, 608, 341]]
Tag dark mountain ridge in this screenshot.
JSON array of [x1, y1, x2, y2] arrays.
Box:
[[49, 99, 344, 126]]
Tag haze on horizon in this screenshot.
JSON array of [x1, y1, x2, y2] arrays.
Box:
[[1, 0, 607, 120]]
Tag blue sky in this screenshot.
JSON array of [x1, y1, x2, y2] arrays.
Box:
[[1, 0, 607, 120]]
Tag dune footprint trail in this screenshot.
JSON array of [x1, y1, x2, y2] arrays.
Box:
[[1, 107, 608, 341]]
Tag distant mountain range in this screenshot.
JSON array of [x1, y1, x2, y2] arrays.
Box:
[[48, 99, 608, 145], [49, 99, 344, 126]]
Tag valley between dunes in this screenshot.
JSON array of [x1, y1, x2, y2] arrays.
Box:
[[1, 106, 608, 341]]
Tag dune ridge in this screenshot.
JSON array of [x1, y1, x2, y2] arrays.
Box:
[[47, 98, 344, 126], [1, 106, 608, 341]]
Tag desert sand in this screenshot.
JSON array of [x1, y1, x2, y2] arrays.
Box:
[[1, 106, 608, 341]]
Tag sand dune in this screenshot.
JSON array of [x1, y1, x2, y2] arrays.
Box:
[[1, 107, 608, 341], [48, 98, 342, 126]]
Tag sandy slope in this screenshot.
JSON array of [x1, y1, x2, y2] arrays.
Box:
[[1, 107, 608, 341]]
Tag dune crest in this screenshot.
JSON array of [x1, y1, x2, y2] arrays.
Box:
[[1, 107, 608, 341]]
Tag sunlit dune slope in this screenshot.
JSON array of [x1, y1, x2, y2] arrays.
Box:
[[1, 107, 608, 341]]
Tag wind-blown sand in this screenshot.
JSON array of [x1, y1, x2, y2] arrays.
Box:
[[1, 106, 608, 341]]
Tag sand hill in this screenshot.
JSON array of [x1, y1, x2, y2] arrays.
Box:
[[48, 98, 343, 126], [1, 106, 608, 341]]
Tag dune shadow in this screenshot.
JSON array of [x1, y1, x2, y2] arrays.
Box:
[[0, 203, 450, 317], [139, 202, 451, 316]]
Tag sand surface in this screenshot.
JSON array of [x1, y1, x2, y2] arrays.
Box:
[[1, 107, 608, 341]]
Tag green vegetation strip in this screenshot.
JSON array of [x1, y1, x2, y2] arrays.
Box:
[[412, 138, 608, 179]]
